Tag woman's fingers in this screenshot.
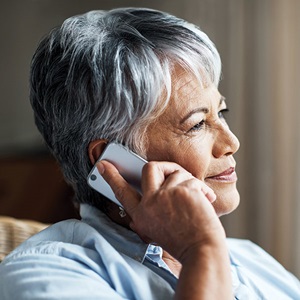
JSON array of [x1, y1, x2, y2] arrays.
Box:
[[174, 178, 216, 204], [97, 160, 141, 213], [142, 161, 216, 203], [141, 161, 187, 193], [199, 184, 217, 203], [98, 159, 216, 214]]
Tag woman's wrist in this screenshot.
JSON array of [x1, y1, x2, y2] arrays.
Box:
[[179, 232, 228, 265], [175, 235, 232, 300]]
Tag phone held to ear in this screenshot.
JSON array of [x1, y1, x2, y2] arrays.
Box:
[[87, 142, 147, 207]]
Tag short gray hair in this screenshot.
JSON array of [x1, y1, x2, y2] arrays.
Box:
[[30, 7, 221, 209]]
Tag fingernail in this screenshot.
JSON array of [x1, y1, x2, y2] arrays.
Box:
[[208, 191, 217, 203], [97, 161, 105, 175]]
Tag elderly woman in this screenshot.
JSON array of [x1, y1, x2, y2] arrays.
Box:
[[0, 7, 299, 300]]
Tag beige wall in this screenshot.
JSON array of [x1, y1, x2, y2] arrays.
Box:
[[1, 0, 299, 277]]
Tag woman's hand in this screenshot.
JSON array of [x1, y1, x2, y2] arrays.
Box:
[[97, 160, 232, 299], [97, 160, 224, 262]]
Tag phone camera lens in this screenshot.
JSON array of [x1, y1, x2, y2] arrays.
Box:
[[90, 174, 97, 181]]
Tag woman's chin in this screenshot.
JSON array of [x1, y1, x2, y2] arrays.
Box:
[[212, 188, 240, 217]]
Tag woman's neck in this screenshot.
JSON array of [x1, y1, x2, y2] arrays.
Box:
[[162, 251, 182, 277]]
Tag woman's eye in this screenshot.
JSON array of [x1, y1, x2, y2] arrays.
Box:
[[218, 108, 229, 119], [188, 109, 229, 132], [189, 120, 205, 132]]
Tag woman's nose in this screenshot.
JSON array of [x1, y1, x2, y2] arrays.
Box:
[[212, 123, 240, 158]]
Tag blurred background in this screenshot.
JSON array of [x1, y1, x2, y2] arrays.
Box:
[[0, 0, 299, 278]]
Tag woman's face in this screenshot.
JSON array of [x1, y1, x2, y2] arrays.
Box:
[[144, 68, 240, 216]]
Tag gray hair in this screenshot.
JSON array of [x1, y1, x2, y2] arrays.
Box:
[[30, 7, 221, 209]]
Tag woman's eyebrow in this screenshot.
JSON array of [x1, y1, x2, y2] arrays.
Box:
[[180, 107, 209, 124], [180, 96, 226, 125]]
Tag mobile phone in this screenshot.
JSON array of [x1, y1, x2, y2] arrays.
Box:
[[87, 142, 147, 207]]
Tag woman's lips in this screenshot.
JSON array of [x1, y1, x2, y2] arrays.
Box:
[[206, 167, 237, 182]]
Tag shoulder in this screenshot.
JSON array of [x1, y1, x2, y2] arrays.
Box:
[[0, 219, 125, 299], [0, 219, 174, 300], [2, 218, 116, 268], [0, 219, 115, 299]]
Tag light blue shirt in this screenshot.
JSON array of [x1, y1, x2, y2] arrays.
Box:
[[0, 204, 299, 299]]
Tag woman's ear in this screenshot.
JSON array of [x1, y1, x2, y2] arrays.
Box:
[[88, 139, 109, 165]]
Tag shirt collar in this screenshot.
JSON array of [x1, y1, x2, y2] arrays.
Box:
[[80, 204, 149, 263]]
